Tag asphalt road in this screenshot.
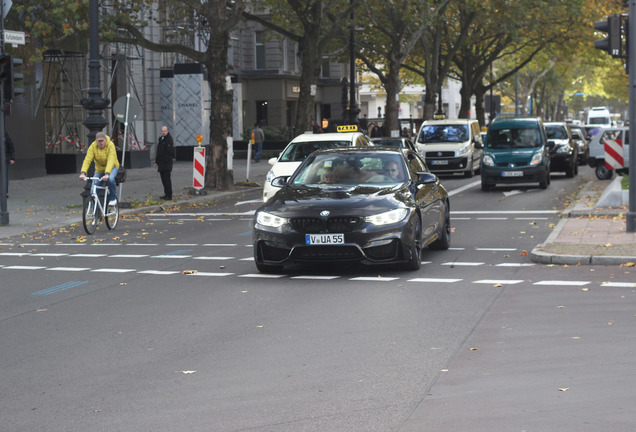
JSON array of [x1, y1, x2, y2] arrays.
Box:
[[1, 166, 634, 431]]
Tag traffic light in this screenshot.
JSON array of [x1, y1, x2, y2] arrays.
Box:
[[2, 55, 24, 101], [594, 14, 622, 58]]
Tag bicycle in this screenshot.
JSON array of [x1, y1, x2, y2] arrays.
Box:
[[82, 175, 119, 234]]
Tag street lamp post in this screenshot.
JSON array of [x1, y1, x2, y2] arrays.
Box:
[[81, 0, 109, 145]]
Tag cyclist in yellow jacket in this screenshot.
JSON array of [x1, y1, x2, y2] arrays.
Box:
[[79, 132, 120, 205]]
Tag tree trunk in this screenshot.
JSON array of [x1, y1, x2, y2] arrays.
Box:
[[204, 25, 234, 191], [295, 29, 321, 137], [383, 57, 402, 137]]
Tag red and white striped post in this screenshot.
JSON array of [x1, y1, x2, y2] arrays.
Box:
[[604, 136, 624, 171], [193, 134, 205, 190]]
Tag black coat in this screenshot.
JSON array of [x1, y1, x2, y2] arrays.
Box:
[[155, 132, 175, 171]]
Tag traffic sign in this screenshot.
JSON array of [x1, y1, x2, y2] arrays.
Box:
[[3, 30, 25, 46]]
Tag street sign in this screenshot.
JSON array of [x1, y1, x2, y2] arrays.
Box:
[[2, 0, 12, 19], [3, 30, 25, 46]]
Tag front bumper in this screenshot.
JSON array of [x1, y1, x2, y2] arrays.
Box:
[[425, 156, 470, 173], [253, 219, 416, 267], [480, 164, 548, 185]]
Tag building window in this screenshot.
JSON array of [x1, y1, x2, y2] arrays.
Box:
[[255, 31, 265, 69], [257, 101, 268, 125], [282, 39, 289, 72]]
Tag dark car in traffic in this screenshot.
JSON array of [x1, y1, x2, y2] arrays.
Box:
[[371, 136, 417, 151], [544, 122, 578, 177], [253, 148, 451, 273]]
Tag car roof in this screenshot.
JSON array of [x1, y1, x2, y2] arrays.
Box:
[[289, 132, 364, 143], [308, 147, 408, 156], [422, 119, 475, 125], [490, 117, 542, 129]]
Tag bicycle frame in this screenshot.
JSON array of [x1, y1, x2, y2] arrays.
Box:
[[82, 176, 119, 234]]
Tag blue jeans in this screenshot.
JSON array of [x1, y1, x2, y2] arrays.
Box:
[[93, 167, 118, 200], [254, 142, 263, 162]]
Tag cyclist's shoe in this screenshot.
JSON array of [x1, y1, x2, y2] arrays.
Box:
[[109, 199, 117, 206]]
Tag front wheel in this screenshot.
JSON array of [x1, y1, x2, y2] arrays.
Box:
[[82, 196, 98, 235], [403, 217, 422, 270], [429, 204, 451, 250], [105, 200, 119, 230]]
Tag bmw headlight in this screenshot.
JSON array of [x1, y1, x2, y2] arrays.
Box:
[[256, 211, 287, 228], [530, 151, 543, 166], [266, 169, 276, 184], [365, 208, 409, 226], [483, 154, 495, 167]]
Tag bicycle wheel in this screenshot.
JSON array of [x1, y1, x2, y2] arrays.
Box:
[[105, 199, 119, 230], [82, 196, 98, 235]]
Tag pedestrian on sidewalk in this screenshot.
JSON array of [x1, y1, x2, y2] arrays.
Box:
[[79, 132, 120, 206], [154, 125, 175, 200], [4, 132, 15, 198], [251, 122, 264, 163]]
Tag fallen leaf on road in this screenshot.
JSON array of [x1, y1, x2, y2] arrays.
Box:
[[520, 250, 528, 256], [178, 371, 197, 374], [620, 262, 635, 267], [603, 242, 613, 247], [558, 388, 570, 392], [182, 270, 198, 275]]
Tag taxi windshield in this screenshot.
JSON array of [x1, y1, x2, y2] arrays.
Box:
[[417, 124, 468, 144]]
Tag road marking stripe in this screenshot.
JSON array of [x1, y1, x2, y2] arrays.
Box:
[[47, 267, 90, 272], [442, 262, 484, 266], [533, 280, 590, 286], [349, 277, 399, 281], [203, 244, 237, 247], [32, 281, 88, 296], [70, 254, 108, 257], [192, 256, 234, 260], [110, 254, 149, 258], [474, 279, 524, 285], [32, 253, 68, 257], [290, 275, 341, 280], [138, 270, 181, 275], [0, 252, 32, 256], [495, 263, 535, 267], [4, 265, 45, 270], [601, 282, 636, 287], [408, 278, 462, 283], [476, 248, 517, 251], [238, 274, 285, 278], [187, 272, 234, 277], [91, 268, 137, 273]]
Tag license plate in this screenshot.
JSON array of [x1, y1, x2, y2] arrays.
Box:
[[431, 160, 449, 165], [306, 233, 344, 245], [502, 171, 523, 177]]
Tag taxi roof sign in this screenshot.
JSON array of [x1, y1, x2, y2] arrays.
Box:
[[337, 125, 358, 133]]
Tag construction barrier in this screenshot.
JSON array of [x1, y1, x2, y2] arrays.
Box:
[[604, 137, 624, 170], [193, 146, 205, 189]]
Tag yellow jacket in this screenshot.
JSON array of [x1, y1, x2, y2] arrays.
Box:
[[81, 135, 120, 174]]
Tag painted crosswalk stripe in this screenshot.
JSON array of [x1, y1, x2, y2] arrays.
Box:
[[0, 252, 32, 256], [290, 275, 341, 280], [89, 243, 121, 246], [91, 268, 137, 273], [238, 274, 285, 278], [495, 263, 535, 267], [32, 253, 68, 257], [151, 255, 192, 259], [138, 270, 181, 275], [47, 267, 90, 272], [110, 254, 149, 258], [193, 256, 234, 260], [601, 282, 636, 288], [3, 265, 46, 270], [187, 272, 234, 277], [442, 262, 484, 266], [533, 280, 590, 286], [166, 243, 198, 246], [70, 254, 107, 257], [127, 243, 159, 246], [349, 277, 400, 282], [203, 244, 237, 247], [408, 278, 462, 283], [474, 279, 524, 285]]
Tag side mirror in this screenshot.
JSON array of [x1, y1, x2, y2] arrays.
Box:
[[271, 176, 289, 187], [474, 140, 483, 149], [546, 141, 556, 152], [416, 172, 437, 184], [268, 156, 278, 166]]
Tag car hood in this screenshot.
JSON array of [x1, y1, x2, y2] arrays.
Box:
[[417, 142, 465, 152], [260, 185, 411, 217], [270, 161, 302, 177], [485, 147, 540, 163]]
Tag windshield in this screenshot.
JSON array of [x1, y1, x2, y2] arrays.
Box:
[[291, 153, 408, 186], [486, 127, 542, 149], [588, 117, 610, 125], [417, 124, 468, 144], [545, 125, 568, 140], [279, 140, 353, 162]]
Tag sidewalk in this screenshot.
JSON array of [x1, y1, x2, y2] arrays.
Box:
[[1, 158, 271, 240], [531, 175, 636, 266]]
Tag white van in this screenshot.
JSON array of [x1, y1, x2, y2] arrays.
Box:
[[415, 119, 483, 177], [586, 107, 612, 128]]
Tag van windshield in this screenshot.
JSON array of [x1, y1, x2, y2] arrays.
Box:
[[417, 124, 468, 144], [487, 127, 542, 149], [588, 117, 611, 125]]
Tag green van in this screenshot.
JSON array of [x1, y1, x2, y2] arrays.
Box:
[[480, 117, 554, 191]]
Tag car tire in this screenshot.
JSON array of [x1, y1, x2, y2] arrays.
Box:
[[255, 261, 284, 274], [429, 204, 451, 250], [464, 159, 474, 178], [403, 217, 422, 271], [595, 164, 614, 180]]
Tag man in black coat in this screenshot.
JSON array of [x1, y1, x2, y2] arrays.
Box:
[[154, 126, 175, 200]]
